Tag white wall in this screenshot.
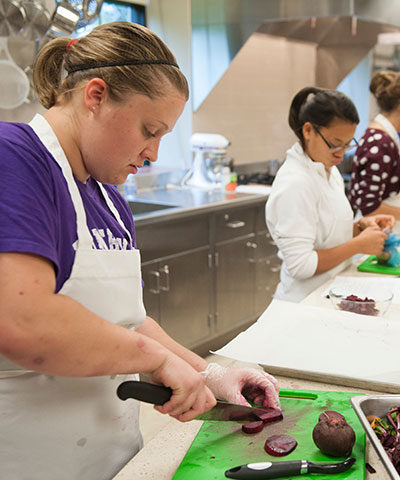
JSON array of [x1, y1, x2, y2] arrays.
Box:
[[146, 0, 193, 169], [193, 34, 316, 165], [337, 53, 373, 141]]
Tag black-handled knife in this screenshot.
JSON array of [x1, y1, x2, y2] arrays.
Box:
[[117, 380, 172, 404], [116, 380, 274, 422], [225, 457, 355, 479]]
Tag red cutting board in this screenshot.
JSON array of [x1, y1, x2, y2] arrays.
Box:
[[172, 389, 366, 479]]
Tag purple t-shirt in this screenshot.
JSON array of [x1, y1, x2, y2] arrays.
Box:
[[0, 120, 136, 292]]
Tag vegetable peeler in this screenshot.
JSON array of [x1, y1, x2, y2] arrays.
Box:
[[225, 457, 355, 479]]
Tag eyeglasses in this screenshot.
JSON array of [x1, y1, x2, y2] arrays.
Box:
[[313, 125, 358, 154]]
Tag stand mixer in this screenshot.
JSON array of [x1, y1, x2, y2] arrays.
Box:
[[183, 133, 231, 189]]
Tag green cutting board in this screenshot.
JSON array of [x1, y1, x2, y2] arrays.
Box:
[[172, 389, 366, 480], [357, 255, 400, 275]]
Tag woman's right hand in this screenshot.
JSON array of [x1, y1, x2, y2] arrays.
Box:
[[149, 353, 216, 422], [355, 225, 387, 255]]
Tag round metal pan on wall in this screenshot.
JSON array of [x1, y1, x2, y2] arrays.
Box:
[[0, 36, 30, 109], [46, 1, 80, 38], [20, 0, 50, 41], [0, 0, 26, 37], [78, 0, 103, 28], [67, 0, 103, 29]]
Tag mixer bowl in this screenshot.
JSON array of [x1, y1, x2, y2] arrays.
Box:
[[204, 153, 232, 184]]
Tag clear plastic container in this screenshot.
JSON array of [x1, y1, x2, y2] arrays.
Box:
[[329, 286, 393, 317], [123, 174, 137, 201]]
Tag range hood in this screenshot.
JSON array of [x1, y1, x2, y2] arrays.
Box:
[[192, 0, 400, 110]]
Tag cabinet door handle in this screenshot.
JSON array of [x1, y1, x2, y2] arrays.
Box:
[[214, 252, 219, 268], [208, 253, 213, 269], [159, 264, 170, 292], [148, 270, 160, 294], [264, 232, 276, 246], [226, 220, 245, 229], [246, 241, 257, 263]]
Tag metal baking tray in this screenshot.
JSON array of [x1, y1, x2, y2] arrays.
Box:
[[351, 395, 400, 480]]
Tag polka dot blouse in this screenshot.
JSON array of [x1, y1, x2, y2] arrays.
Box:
[[349, 128, 400, 215]]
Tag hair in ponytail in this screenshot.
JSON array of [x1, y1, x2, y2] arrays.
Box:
[[370, 70, 400, 112], [33, 21, 189, 109], [288, 87, 359, 146]]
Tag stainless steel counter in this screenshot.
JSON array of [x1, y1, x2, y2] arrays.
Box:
[[131, 186, 269, 225]]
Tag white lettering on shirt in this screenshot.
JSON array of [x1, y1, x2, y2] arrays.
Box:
[[91, 228, 129, 250]]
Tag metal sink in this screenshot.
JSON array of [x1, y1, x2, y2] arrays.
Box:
[[128, 200, 179, 216]]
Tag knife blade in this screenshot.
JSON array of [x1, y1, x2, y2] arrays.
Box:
[[224, 457, 356, 479], [116, 380, 271, 422]]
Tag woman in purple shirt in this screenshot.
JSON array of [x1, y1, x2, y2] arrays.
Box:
[[349, 70, 400, 219], [0, 22, 280, 480]]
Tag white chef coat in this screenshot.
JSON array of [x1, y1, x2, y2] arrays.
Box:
[[0, 114, 147, 480], [266, 142, 354, 302]]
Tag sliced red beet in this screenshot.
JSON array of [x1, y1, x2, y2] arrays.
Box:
[[241, 420, 264, 434], [254, 407, 283, 424], [264, 434, 297, 457]]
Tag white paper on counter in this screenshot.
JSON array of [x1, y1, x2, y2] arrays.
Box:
[[235, 185, 272, 195], [213, 299, 400, 384], [323, 275, 400, 304]]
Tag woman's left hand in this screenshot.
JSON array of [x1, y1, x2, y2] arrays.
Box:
[[360, 214, 395, 232], [202, 363, 281, 410]]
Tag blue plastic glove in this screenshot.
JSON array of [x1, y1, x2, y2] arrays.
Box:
[[384, 233, 400, 267]]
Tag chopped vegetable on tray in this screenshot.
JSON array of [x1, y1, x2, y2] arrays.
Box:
[[369, 406, 400, 474]]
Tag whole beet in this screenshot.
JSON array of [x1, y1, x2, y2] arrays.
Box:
[[312, 410, 355, 457], [377, 250, 391, 265]]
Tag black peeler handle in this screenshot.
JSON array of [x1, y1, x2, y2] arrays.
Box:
[[225, 457, 355, 479], [225, 460, 305, 479]]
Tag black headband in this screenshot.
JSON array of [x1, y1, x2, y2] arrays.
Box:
[[67, 59, 179, 74]]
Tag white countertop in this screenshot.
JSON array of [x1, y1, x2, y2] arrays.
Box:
[[113, 261, 398, 480]]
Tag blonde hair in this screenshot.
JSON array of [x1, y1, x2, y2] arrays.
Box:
[[33, 22, 189, 109], [370, 70, 400, 112]]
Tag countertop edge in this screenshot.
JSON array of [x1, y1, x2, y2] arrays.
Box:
[[133, 192, 269, 226]]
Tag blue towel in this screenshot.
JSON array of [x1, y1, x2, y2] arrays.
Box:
[[384, 233, 400, 267]]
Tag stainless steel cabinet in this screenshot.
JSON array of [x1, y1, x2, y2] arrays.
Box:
[[142, 248, 212, 348], [254, 231, 281, 314], [213, 206, 258, 334], [214, 236, 256, 333], [137, 214, 212, 349], [253, 204, 281, 314], [135, 198, 281, 351]]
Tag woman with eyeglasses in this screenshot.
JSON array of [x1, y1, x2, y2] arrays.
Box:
[[349, 70, 400, 221], [266, 86, 394, 302]]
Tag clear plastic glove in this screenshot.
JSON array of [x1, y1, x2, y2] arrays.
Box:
[[201, 363, 280, 410]]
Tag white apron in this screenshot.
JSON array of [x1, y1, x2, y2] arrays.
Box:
[[0, 114, 147, 480], [375, 113, 400, 208]]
